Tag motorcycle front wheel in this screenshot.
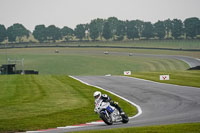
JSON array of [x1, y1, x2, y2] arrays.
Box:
[[100, 111, 113, 125]]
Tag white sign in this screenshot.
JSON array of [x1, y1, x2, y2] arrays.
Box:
[[160, 75, 169, 80], [124, 71, 131, 75]]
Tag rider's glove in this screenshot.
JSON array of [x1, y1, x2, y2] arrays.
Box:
[[114, 101, 118, 105]]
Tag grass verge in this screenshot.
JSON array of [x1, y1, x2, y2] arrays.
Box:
[[71, 123, 200, 133], [130, 70, 200, 88], [0, 75, 137, 132]]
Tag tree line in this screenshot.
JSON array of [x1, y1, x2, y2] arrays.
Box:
[[0, 17, 200, 43]]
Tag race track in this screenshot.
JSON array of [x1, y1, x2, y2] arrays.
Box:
[[37, 76, 200, 133], [27, 54, 200, 133]]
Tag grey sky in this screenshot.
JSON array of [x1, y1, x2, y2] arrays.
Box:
[[0, 0, 200, 31]]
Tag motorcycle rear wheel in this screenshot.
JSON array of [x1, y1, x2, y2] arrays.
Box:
[[121, 114, 129, 123]]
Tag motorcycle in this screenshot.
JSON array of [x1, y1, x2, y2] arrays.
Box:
[[94, 99, 129, 125]]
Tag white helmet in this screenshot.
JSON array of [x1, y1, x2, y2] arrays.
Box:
[[93, 91, 101, 99]]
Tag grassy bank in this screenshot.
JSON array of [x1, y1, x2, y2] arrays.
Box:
[[0, 75, 137, 132], [0, 48, 190, 75], [130, 70, 200, 88], [71, 123, 200, 133], [1, 40, 200, 49]]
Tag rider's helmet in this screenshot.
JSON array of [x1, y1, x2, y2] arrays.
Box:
[[93, 91, 101, 100]]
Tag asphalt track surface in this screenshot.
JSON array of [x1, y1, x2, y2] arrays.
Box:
[[27, 54, 200, 133], [37, 76, 200, 133]]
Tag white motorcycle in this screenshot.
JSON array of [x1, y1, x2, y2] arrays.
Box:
[[94, 99, 129, 125]]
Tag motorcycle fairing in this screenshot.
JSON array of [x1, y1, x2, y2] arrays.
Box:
[[106, 105, 114, 113]]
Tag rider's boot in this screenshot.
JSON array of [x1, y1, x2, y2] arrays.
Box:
[[120, 111, 125, 115], [119, 109, 125, 116], [115, 104, 125, 116]]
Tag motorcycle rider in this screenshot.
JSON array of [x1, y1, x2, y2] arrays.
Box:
[[93, 91, 125, 115]]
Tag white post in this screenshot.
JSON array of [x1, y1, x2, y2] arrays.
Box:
[[21, 58, 24, 75]]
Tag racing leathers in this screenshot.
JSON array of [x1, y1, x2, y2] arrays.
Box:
[[96, 94, 124, 114]]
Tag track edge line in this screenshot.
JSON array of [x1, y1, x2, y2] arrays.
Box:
[[69, 75, 142, 120]]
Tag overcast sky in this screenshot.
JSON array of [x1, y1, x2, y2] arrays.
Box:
[[0, 0, 200, 31]]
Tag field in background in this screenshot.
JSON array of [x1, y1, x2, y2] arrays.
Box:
[[1, 40, 200, 50], [74, 40, 200, 49], [0, 48, 190, 75]]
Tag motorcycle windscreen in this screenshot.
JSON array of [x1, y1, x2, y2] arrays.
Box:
[[106, 106, 114, 113]]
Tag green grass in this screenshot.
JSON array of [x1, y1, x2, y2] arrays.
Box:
[[0, 48, 190, 75], [0, 43, 199, 132], [0, 75, 137, 132], [71, 123, 200, 133], [2, 40, 199, 49], [84, 40, 200, 49], [130, 70, 200, 88]]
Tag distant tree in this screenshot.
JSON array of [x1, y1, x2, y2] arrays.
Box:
[[171, 19, 183, 39], [46, 25, 61, 42], [88, 18, 104, 41], [84, 23, 89, 31], [0, 24, 7, 43], [184, 17, 199, 38], [102, 21, 112, 40], [61, 26, 74, 36], [198, 20, 200, 35], [7, 23, 29, 42], [116, 20, 126, 41], [154, 21, 165, 39], [7, 26, 15, 42], [95, 18, 104, 40], [141, 22, 154, 39], [126, 20, 139, 40], [135, 20, 144, 38], [74, 24, 85, 40], [33, 24, 47, 42], [60, 26, 74, 41], [164, 19, 172, 38], [107, 17, 119, 38], [89, 20, 99, 41]]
